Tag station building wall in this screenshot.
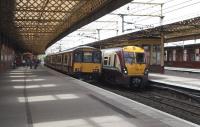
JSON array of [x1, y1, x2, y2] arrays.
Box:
[[164, 44, 200, 68], [0, 34, 15, 73]]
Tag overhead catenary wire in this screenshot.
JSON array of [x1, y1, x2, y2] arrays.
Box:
[[48, 0, 200, 54], [133, 0, 200, 23]]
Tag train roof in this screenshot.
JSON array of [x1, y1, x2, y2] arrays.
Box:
[[62, 46, 98, 52], [47, 46, 99, 56], [101, 46, 144, 53], [123, 46, 144, 53]]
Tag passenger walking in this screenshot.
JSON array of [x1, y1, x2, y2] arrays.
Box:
[[11, 60, 16, 69], [27, 59, 32, 69], [22, 59, 26, 67], [34, 59, 38, 69]]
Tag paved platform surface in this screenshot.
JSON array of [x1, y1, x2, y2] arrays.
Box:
[[149, 69, 200, 91], [0, 65, 199, 127], [165, 67, 200, 73]]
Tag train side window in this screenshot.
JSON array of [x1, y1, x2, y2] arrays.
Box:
[[67, 54, 69, 64], [61, 54, 65, 64], [50, 56, 52, 63], [52, 56, 55, 63], [55, 56, 57, 63], [68, 55, 71, 66], [65, 54, 68, 64], [104, 57, 108, 65], [60, 55, 62, 63], [57, 55, 62, 63]]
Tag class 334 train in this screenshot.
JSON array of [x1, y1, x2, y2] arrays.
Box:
[[101, 46, 148, 88]]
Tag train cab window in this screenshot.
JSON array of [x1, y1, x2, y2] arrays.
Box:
[[124, 52, 135, 64], [74, 52, 82, 62], [93, 52, 101, 63], [136, 53, 145, 64], [83, 52, 92, 62]]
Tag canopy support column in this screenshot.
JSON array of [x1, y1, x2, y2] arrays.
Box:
[[160, 32, 165, 73]]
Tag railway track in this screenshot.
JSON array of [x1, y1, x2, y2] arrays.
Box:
[[85, 80, 200, 125]]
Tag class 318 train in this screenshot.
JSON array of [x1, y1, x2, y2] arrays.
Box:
[[45, 46, 101, 80]]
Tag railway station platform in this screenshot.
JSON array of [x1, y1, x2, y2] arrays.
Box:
[[0, 66, 199, 127], [165, 67, 200, 73], [149, 68, 200, 91]]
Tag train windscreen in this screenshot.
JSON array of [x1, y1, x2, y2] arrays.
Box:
[[83, 52, 93, 62], [124, 52, 145, 64], [74, 51, 101, 63], [74, 52, 82, 62], [93, 51, 101, 63], [124, 52, 135, 64], [136, 53, 145, 64]]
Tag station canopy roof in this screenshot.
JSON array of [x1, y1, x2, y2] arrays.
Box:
[[87, 16, 200, 48], [0, 0, 132, 54]]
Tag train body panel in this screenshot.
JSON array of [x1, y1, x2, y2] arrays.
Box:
[[73, 63, 101, 73], [125, 64, 146, 76]]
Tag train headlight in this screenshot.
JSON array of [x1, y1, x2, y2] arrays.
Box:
[[93, 69, 99, 72], [75, 68, 80, 72], [123, 68, 128, 74]]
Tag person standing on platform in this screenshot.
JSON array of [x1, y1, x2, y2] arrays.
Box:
[[22, 59, 26, 67], [33, 58, 37, 69], [27, 59, 32, 69]]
